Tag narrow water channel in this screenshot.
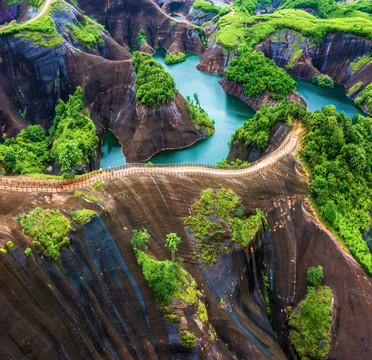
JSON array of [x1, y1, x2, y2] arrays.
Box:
[[99, 50, 362, 168]]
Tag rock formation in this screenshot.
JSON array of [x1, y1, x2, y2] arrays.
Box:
[[0, 155, 370, 359]]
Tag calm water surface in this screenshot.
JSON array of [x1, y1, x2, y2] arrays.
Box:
[[100, 51, 362, 167]]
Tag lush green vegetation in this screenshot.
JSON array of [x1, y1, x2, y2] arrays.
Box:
[[179, 331, 196, 348], [132, 52, 175, 107], [216, 7, 372, 53], [301, 106, 372, 275], [347, 82, 363, 96], [226, 51, 297, 100], [280, 0, 372, 19], [70, 209, 97, 224], [186, 93, 215, 136], [131, 229, 212, 347], [350, 55, 372, 74], [85, 194, 99, 203], [288, 267, 332, 359], [165, 52, 186, 65], [50, 86, 99, 176], [230, 100, 307, 149], [0, 5, 63, 48], [312, 74, 334, 88], [193, 0, 220, 14], [28, 0, 45, 8], [355, 83, 372, 114], [137, 29, 147, 46], [217, 158, 250, 168], [6, 241, 14, 251], [0, 125, 51, 174], [19, 207, 71, 260], [67, 21, 103, 48], [307, 265, 323, 286], [262, 271, 271, 317], [184, 188, 267, 265], [25, 247, 32, 256]]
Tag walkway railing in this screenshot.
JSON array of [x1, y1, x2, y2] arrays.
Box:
[[0, 128, 302, 193]]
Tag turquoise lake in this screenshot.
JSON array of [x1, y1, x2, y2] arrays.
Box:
[[99, 50, 362, 168]]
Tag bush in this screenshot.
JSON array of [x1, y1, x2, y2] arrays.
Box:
[[25, 247, 32, 256], [289, 285, 332, 359], [70, 209, 97, 224], [85, 195, 99, 203], [6, 241, 14, 251], [67, 21, 103, 48], [132, 52, 175, 107], [324, 200, 337, 223], [185, 93, 215, 136], [19, 207, 71, 260], [312, 74, 334, 88], [165, 52, 186, 65], [75, 191, 82, 197], [137, 29, 147, 45], [179, 331, 196, 348], [307, 266, 323, 286], [184, 188, 267, 264], [355, 82, 372, 114]]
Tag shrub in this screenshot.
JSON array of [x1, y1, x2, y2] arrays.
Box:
[[25, 247, 32, 256], [324, 200, 337, 223], [165, 52, 186, 65], [67, 21, 103, 48], [355, 82, 372, 114], [19, 207, 71, 260], [137, 29, 147, 45], [92, 180, 103, 189], [179, 331, 197, 348], [85, 195, 99, 203], [75, 191, 82, 197], [132, 52, 175, 107], [289, 285, 332, 359], [185, 93, 215, 136], [312, 74, 334, 88], [6, 241, 14, 251], [70, 209, 97, 224], [307, 266, 323, 286]]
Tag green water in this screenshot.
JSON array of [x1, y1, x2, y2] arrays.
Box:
[[100, 50, 362, 167]]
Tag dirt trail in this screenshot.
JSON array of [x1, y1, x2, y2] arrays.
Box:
[[0, 0, 54, 31], [0, 128, 303, 193]]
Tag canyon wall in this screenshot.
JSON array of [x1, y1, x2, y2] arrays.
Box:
[[0, 156, 370, 359]]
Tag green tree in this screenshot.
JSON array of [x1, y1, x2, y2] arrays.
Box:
[[3, 152, 16, 173], [58, 143, 82, 177], [165, 233, 181, 262], [307, 266, 323, 286], [324, 200, 337, 223], [131, 228, 150, 253]]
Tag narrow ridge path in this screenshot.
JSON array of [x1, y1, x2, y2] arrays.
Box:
[[0, 127, 303, 193], [0, 0, 54, 31]]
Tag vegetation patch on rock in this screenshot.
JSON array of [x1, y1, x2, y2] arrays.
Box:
[[186, 93, 215, 136], [312, 74, 334, 88], [184, 188, 267, 266], [165, 52, 186, 65], [288, 266, 333, 359], [132, 51, 176, 107], [70, 209, 97, 224], [67, 21, 103, 48], [19, 207, 71, 260], [229, 100, 307, 149]]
